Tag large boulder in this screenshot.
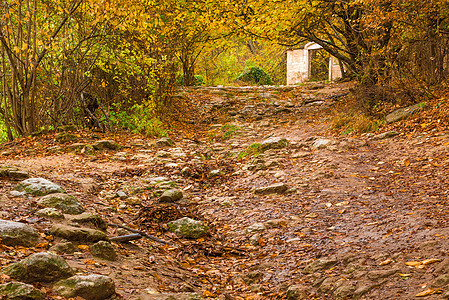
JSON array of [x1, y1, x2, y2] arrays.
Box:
[[54, 274, 116, 300], [168, 217, 209, 239], [0, 166, 29, 180], [254, 183, 288, 195], [69, 212, 107, 230], [159, 189, 183, 202], [260, 137, 289, 151], [37, 193, 84, 215], [386, 103, 425, 124], [15, 178, 65, 196], [2, 252, 74, 283], [0, 282, 46, 300], [0, 219, 40, 247], [90, 241, 117, 261], [92, 140, 120, 150], [50, 224, 108, 243]]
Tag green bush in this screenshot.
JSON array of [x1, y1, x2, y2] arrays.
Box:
[[236, 66, 273, 85], [105, 103, 167, 137], [177, 74, 205, 86]]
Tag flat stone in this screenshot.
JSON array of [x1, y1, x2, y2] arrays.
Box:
[[304, 257, 338, 274], [260, 137, 289, 151], [155, 137, 174, 147], [311, 138, 333, 150], [49, 242, 77, 254], [386, 103, 425, 124], [246, 222, 266, 233], [0, 167, 29, 180], [2, 252, 74, 283], [254, 183, 288, 195], [54, 274, 115, 300], [55, 133, 78, 144], [0, 219, 40, 247], [286, 284, 307, 300], [372, 131, 400, 140], [367, 268, 398, 281], [92, 140, 120, 150], [36, 208, 65, 219], [168, 217, 209, 239], [69, 212, 107, 230], [0, 282, 46, 300], [50, 224, 108, 242], [15, 178, 65, 196], [37, 193, 84, 215]]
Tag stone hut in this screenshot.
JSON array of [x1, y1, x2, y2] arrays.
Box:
[[286, 42, 343, 85]]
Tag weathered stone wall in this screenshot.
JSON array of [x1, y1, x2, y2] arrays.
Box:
[[286, 49, 307, 85], [287, 43, 343, 85]]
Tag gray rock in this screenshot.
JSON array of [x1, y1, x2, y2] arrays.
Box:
[[49, 242, 77, 254], [168, 217, 209, 239], [69, 212, 107, 230], [246, 223, 266, 233], [156, 150, 170, 158], [260, 137, 289, 151], [0, 219, 40, 247], [208, 169, 222, 177], [116, 190, 128, 199], [372, 131, 400, 140], [286, 284, 307, 300], [155, 137, 174, 147], [15, 178, 65, 196], [333, 281, 356, 299], [311, 138, 333, 150], [92, 140, 120, 150], [54, 274, 115, 300], [137, 293, 202, 300], [55, 132, 78, 144], [160, 189, 183, 202], [0, 282, 46, 300], [90, 241, 117, 261], [37, 193, 84, 214], [0, 167, 29, 180], [9, 190, 25, 197], [2, 252, 74, 283], [432, 274, 449, 287], [65, 143, 87, 151], [367, 268, 398, 281], [265, 219, 287, 228], [318, 277, 336, 293], [50, 224, 108, 242], [304, 257, 338, 274], [249, 233, 261, 246], [386, 103, 425, 124], [36, 208, 65, 219], [254, 183, 288, 195]]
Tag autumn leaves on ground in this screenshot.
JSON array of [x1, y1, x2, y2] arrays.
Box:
[[1, 82, 449, 300]]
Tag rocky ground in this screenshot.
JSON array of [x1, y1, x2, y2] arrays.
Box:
[[1, 82, 449, 299]]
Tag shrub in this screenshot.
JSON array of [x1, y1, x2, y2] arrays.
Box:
[[236, 66, 273, 85], [177, 74, 205, 86]]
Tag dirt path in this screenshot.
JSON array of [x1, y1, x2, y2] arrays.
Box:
[[1, 82, 449, 299]]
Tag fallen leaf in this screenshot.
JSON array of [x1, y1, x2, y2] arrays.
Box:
[[421, 258, 441, 265], [83, 259, 96, 265], [78, 245, 90, 250], [379, 259, 393, 266], [405, 261, 422, 267], [415, 288, 434, 297]]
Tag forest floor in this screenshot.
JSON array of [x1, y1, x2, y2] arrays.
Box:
[[1, 81, 449, 299]]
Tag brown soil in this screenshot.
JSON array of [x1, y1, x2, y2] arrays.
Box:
[[1, 81, 449, 299]]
